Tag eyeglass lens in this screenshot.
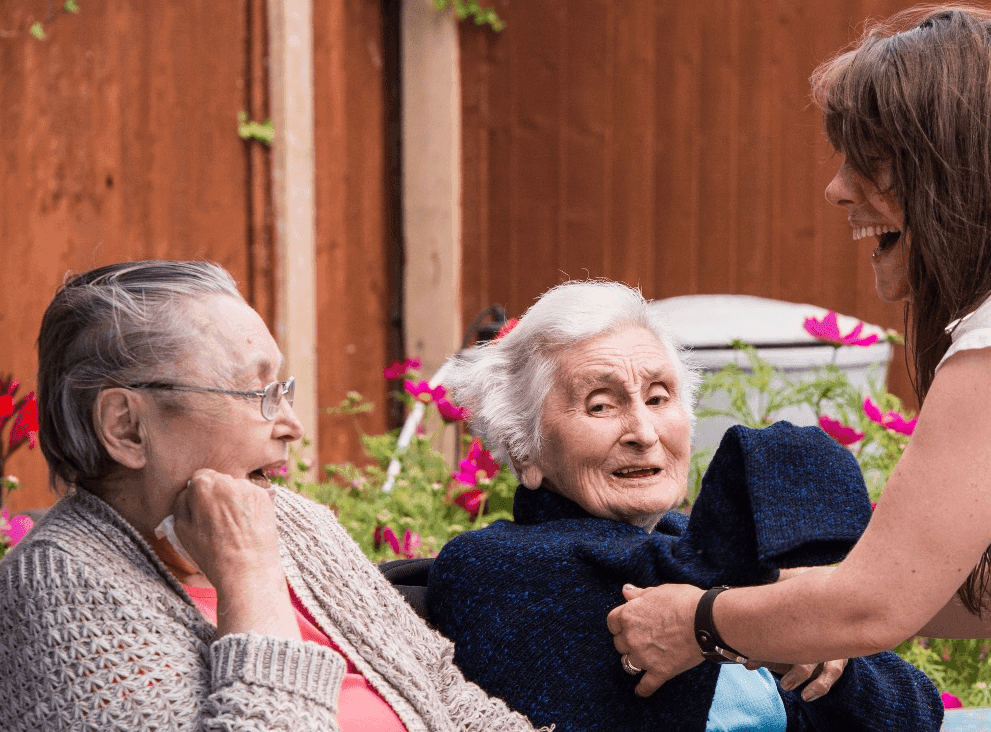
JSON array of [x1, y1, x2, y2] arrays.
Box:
[[261, 379, 295, 419]]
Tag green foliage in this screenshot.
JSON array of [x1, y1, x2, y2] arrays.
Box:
[[237, 111, 274, 146], [282, 393, 518, 562], [894, 637, 991, 707], [1, 2, 79, 41], [433, 0, 505, 32], [693, 341, 909, 502]]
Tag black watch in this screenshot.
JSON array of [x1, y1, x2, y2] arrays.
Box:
[[694, 586, 749, 665]]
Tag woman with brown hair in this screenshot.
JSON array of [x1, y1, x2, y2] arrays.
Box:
[[607, 4, 991, 696]]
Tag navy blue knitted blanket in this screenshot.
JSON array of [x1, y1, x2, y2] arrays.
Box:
[[428, 422, 942, 731]]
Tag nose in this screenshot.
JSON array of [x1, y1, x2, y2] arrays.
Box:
[[621, 403, 660, 449], [274, 398, 305, 442], [825, 160, 859, 208]]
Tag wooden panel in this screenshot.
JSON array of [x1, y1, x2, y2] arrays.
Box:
[[0, 1, 255, 511], [460, 0, 925, 409], [312, 0, 393, 467]]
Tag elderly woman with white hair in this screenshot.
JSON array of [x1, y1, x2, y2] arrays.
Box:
[[427, 280, 942, 732], [0, 261, 547, 732]]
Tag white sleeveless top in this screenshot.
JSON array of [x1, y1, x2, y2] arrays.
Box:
[[937, 296, 991, 372]]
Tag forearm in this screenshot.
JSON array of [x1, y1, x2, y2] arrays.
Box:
[[715, 565, 928, 663]]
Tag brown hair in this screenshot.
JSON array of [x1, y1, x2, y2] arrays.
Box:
[[811, 5, 991, 615]]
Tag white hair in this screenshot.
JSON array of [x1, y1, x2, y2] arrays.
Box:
[[37, 260, 244, 493], [444, 280, 700, 478]]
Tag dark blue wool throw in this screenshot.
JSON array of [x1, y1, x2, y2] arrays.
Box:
[[428, 421, 943, 731]]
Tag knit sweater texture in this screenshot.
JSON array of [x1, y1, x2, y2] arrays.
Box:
[[0, 484, 543, 732], [428, 422, 944, 732]]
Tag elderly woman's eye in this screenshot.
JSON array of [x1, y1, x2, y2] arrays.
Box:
[[646, 389, 671, 406]]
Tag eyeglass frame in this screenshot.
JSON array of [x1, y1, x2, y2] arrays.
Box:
[[125, 376, 295, 421]]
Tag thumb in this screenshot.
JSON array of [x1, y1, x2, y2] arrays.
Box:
[[622, 583, 646, 600]]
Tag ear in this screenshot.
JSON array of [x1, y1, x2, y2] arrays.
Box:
[[93, 388, 148, 470], [512, 454, 544, 490]]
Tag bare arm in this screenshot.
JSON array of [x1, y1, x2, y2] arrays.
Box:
[[609, 347, 991, 694]]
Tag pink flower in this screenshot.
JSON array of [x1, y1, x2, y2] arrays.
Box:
[[453, 438, 500, 486], [377, 526, 421, 558], [384, 357, 422, 379], [863, 397, 917, 436], [0, 508, 33, 547], [436, 396, 470, 422], [818, 415, 864, 446], [941, 692, 962, 709], [495, 318, 519, 341], [803, 311, 880, 347], [8, 393, 38, 450], [453, 488, 488, 520], [405, 379, 446, 404]]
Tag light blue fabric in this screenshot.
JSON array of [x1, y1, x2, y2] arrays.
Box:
[[706, 665, 787, 732]]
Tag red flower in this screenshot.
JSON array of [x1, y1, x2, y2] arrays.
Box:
[[803, 311, 880, 347], [0, 379, 18, 424], [863, 397, 916, 436], [384, 357, 422, 380], [495, 318, 518, 341], [436, 396, 470, 422], [453, 438, 500, 486], [405, 379, 446, 404], [453, 488, 488, 520], [377, 526, 421, 558], [8, 393, 38, 450], [818, 415, 864, 446]]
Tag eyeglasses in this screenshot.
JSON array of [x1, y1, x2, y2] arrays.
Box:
[[126, 376, 295, 420]]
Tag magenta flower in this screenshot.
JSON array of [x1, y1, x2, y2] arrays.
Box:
[[863, 397, 917, 436], [376, 526, 421, 559], [453, 438, 500, 486], [0, 508, 33, 547], [803, 311, 880, 347], [453, 488, 487, 521], [436, 396, 470, 422], [941, 692, 962, 709], [405, 379, 446, 404], [384, 357, 422, 380], [818, 415, 864, 446]]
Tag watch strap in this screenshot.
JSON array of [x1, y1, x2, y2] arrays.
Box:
[[694, 586, 749, 665]]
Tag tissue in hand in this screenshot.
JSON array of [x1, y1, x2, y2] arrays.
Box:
[[154, 515, 202, 572]]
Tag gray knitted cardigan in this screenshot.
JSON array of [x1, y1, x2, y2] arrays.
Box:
[[0, 486, 541, 732]]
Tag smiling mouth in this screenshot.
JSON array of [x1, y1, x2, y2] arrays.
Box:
[[613, 467, 661, 479], [853, 225, 901, 257]]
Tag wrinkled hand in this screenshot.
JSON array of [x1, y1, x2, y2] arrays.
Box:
[[607, 584, 706, 697], [745, 658, 848, 701], [170, 469, 282, 592]]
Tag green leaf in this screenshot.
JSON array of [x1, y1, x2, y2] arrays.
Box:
[[64, 0, 80, 13], [29, 22, 46, 40]]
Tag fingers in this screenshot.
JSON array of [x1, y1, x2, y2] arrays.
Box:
[[635, 671, 666, 697], [622, 583, 646, 600], [798, 659, 847, 701], [779, 662, 819, 691]]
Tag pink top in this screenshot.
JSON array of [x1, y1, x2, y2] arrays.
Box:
[[183, 583, 407, 732]]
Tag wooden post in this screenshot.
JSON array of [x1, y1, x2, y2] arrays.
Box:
[[267, 0, 318, 471], [402, 0, 463, 459]]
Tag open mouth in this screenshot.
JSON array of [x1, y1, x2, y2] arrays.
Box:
[[612, 467, 661, 479], [875, 229, 901, 254], [247, 468, 272, 488]]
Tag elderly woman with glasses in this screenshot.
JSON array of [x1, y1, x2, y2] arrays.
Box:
[[0, 261, 545, 732], [427, 280, 942, 732]]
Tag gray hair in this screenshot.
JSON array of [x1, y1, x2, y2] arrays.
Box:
[[444, 280, 700, 478], [37, 260, 244, 493]]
